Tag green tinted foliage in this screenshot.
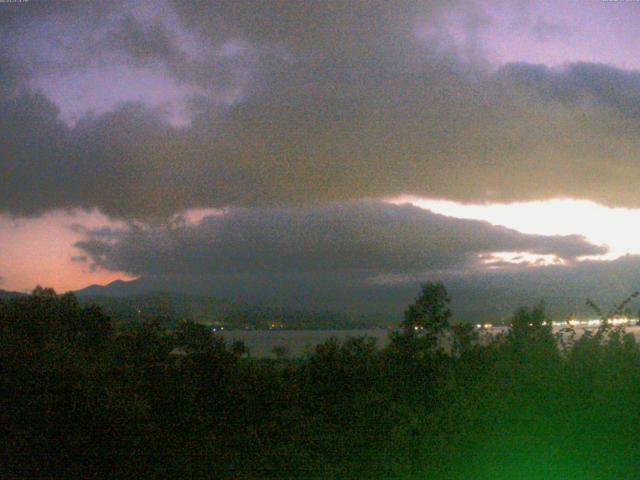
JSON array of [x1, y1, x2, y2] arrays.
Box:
[[4, 286, 640, 478], [507, 302, 558, 364], [451, 321, 478, 357], [402, 282, 452, 337], [0, 287, 111, 358]]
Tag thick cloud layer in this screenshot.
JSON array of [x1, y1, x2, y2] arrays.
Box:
[[72, 201, 618, 319], [75, 201, 605, 277], [72, 201, 640, 321], [3, 1, 640, 217]]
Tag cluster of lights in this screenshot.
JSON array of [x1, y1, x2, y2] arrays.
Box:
[[560, 318, 636, 327], [475, 323, 494, 330], [473, 318, 637, 330]]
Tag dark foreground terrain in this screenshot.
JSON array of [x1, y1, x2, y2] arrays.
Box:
[[2, 285, 640, 479]]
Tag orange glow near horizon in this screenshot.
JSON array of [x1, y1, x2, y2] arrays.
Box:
[[2, 198, 637, 293], [0, 210, 135, 293], [0, 207, 226, 293]]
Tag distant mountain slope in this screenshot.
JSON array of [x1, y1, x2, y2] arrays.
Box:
[[74, 279, 152, 298], [76, 288, 376, 330], [0, 289, 26, 300]]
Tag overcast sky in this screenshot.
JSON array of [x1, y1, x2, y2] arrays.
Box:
[[3, 0, 640, 320]]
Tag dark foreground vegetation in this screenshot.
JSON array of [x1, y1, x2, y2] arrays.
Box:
[[3, 284, 640, 479]]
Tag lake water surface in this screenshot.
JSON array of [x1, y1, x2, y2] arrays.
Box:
[[220, 325, 640, 358], [220, 328, 391, 358]]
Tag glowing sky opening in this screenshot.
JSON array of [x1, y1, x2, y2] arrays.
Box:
[[0, 207, 232, 293], [479, 252, 566, 268], [2, 197, 634, 294], [388, 195, 640, 260], [0, 210, 132, 293], [5, 0, 640, 303]]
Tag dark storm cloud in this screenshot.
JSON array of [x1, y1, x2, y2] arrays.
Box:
[[105, 13, 253, 94], [169, 0, 468, 63], [105, 14, 184, 78], [74, 201, 605, 277], [4, 1, 640, 217], [0, 1, 127, 76], [0, 55, 20, 97], [109, 15, 180, 66], [0, 92, 71, 215], [72, 202, 640, 321], [497, 62, 640, 119]]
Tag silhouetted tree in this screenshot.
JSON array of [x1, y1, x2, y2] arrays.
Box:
[[5, 283, 640, 479], [176, 319, 224, 354], [401, 282, 452, 349], [507, 302, 557, 365]]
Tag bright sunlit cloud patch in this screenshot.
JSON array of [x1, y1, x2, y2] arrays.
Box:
[[173, 208, 225, 225], [479, 252, 566, 268], [388, 196, 640, 260]]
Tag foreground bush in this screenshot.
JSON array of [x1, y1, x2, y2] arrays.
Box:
[[2, 287, 640, 478]]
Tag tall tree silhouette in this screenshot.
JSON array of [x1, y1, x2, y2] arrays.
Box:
[[402, 282, 452, 347]]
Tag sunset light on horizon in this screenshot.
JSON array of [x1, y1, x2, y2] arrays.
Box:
[[3, 0, 640, 316]]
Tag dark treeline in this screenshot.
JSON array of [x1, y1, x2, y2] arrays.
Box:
[[2, 284, 640, 478]]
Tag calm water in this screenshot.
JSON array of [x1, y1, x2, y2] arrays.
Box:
[[220, 328, 391, 358], [220, 325, 640, 358]]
